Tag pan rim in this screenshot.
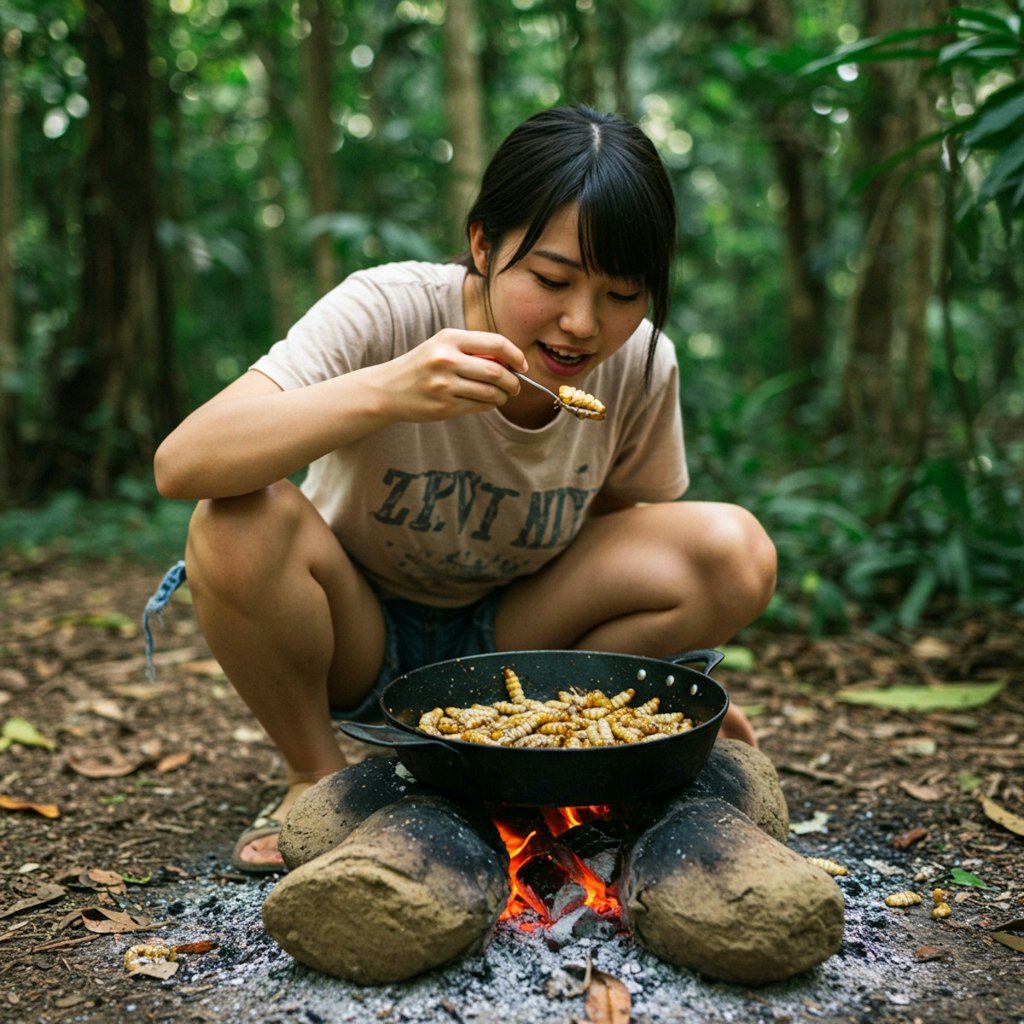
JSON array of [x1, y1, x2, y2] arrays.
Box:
[[379, 647, 729, 753]]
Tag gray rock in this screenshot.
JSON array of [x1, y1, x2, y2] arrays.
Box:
[[621, 797, 844, 985]]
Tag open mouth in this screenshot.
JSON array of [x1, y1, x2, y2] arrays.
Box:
[[538, 342, 590, 373]]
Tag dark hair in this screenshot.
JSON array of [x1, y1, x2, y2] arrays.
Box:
[[464, 105, 677, 386]]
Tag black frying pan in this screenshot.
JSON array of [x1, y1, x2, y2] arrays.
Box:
[[339, 649, 728, 807]]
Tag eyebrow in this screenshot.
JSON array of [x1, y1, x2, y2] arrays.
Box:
[[531, 249, 586, 271]]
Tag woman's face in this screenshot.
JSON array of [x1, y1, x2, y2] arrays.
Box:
[[467, 204, 648, 389]]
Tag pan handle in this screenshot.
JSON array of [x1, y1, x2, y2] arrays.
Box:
[[337, 720, 469, 765], [663, 648, 725, 677]]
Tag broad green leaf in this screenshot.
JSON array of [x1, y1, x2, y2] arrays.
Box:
[[720, 645, 757, 671], [949, 6, 1022, 36], [963, 83, 1024, 147], [0, 717, 56, 753], [797, 29, 945, 77], [978, 132, 1024, 203], [836, 679, 1006, 711], [896, 568, 939, 629], [949, 867, 990, 888]]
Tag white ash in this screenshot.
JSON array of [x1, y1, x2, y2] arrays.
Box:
[[94, 835, 986, 1024]]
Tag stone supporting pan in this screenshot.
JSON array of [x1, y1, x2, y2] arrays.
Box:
[[279, 756, 427, 870], [263, 792, 509, 984], [619, 796, 845, 985]]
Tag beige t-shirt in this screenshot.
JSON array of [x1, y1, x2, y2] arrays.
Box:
[[252, 261, 688, 606]]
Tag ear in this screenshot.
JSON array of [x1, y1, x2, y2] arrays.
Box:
[[467, 220, 491, 276]]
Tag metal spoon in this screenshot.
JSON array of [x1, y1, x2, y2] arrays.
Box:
[[509, 370, 606, 420]]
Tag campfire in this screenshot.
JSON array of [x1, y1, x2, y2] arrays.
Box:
[[257, 637, 844, 988], [492, 805, 622, 932], [262, 741, 846, 988]]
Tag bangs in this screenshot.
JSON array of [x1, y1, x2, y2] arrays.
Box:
[[576, 175, 670, 290], [502, 150, 673, 296]]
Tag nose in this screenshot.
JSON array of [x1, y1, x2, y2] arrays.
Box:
[[559, 294, 599, 339]]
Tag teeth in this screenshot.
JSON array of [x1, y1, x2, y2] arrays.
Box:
[[541, 344, 585, 365]]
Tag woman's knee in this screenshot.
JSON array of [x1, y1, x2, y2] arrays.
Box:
[[186, 481, 310, 597], [703, 503, 777, 618]]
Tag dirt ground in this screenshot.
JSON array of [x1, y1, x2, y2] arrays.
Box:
[[0, 551, 1022, 1024]]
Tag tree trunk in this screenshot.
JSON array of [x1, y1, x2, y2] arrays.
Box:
[[442, 0, 486, 254], [0, 29, 20, 505], [256, 27, 299, 342], [841, 0, 948, 458], [60, 0, 175, 497], [609, 0, 632, 114], [900, 86, 938, 457], [748, 0, 830, 403], [565, 2, 599, 107], [299, 0, 338, 296]]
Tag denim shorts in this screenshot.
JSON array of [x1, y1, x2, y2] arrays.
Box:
[[333, 588, 503, 722]]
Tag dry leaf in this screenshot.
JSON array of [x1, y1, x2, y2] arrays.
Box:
[[0, 794, 61, 818], [156, 750, 191, 774], [110, 682, 173, 700], [129, 959, 179, 979], [80, 907, 158, 934], [990, 931, 1024, 954], [978, 795, 1024, 838], [66, 748, 147, 779], [0, 883, 67, 919], [87, 699, 126, 723], [898, 781, 944, 802], [989, 917, 1024, 934], [82, 868, 127, 894], [892, 826, 928, 849], [914, 945, 952, 961], [584, 968, 631, 1024], [911, 636, 954, 660]]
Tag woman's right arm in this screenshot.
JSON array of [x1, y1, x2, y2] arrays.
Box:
[[154, 329, 527, 501]]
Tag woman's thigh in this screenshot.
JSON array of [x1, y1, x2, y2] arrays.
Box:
[[493, 500, 776, 654], [186, 480, 388, 705]]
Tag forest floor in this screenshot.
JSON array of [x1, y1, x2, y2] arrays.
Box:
[[0, 551, 1022, 1024]]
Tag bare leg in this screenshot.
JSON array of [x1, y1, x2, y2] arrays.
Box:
[[494, 502, 776, 745], [185, 480, 386, 865]]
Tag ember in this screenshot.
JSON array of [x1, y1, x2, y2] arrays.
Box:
[[492, 805, 622, 930]]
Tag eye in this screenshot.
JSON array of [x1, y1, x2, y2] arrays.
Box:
[[534, 273, 567, 289], [609, 289, 643, 303]]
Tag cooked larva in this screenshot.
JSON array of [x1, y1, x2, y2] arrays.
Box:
[[416, 666, 695, 748]]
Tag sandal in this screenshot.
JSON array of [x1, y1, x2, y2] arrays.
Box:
[[230, 801, 286, 875]]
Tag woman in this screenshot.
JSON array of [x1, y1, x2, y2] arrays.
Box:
[[153, 105, 777, 873]]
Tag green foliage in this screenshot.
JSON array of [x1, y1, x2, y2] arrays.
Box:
[[798, 3, 1024, 238], [0, 478, 192, 566], [683, 368, 1024, 634]]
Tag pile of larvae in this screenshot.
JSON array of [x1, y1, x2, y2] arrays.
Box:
[[416, 667, 695, 748]]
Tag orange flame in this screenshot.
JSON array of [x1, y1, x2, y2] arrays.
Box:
[[494, 806, 620, 929]]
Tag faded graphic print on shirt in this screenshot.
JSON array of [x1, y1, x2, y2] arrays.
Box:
[[371, 466, 599, 584]]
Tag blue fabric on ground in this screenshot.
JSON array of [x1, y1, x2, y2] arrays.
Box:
[[142, 559, 187, 680]]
